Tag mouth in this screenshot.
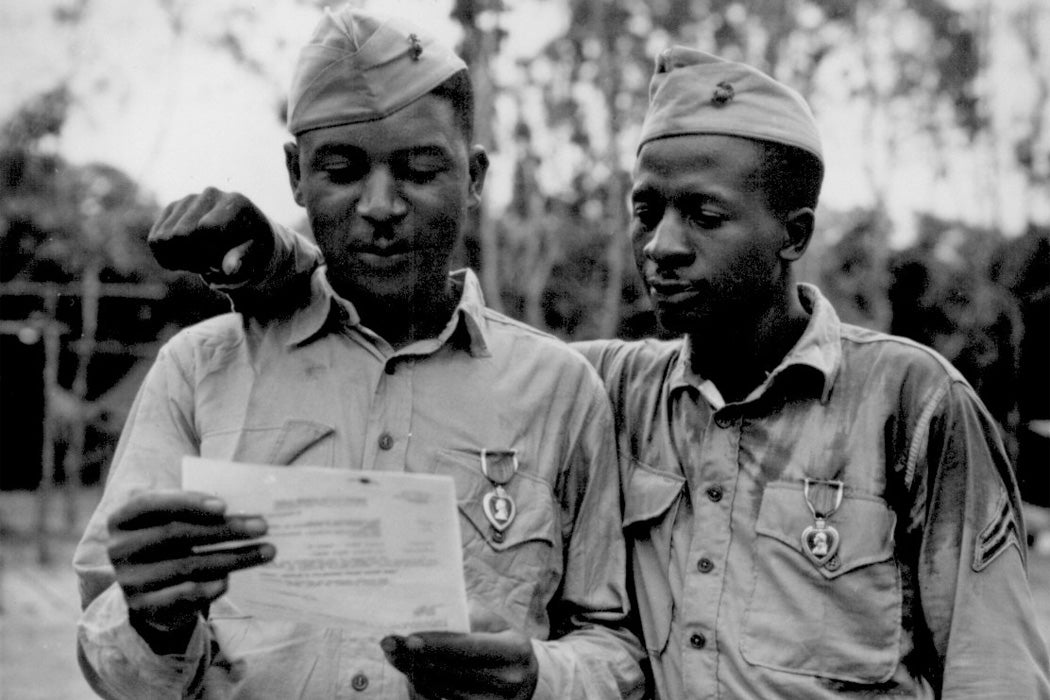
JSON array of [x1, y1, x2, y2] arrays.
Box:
[[354, 250, 413, 272], [646, 278, 700, 304]]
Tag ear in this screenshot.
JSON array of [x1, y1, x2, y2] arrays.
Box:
[[467, 145, 489, 210], [283, 141, 306, 208], [779, 207, 814, 262]]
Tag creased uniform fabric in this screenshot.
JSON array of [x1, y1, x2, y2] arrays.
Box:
[[577, 284, 1050, 700], [74, 265, 645, 700]]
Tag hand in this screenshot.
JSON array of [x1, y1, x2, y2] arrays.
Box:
[[148, 188, 276, 279], [380, 605, 539, 700], [106, 490, 275, 654]]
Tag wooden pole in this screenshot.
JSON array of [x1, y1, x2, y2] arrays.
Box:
[[37, 292, 61, 565], [62, 263, 101, 533]]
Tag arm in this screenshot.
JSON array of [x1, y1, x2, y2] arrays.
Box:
[[73, 344, 273, 699], [529, 382, 647, 699], [914, 380, 1050, 697]]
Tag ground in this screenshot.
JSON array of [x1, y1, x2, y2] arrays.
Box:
[[1, 488, 1048, 698]]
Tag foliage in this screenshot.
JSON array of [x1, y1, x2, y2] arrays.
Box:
[[0, 86, 160, 283], [443, 0, 1028, 341]]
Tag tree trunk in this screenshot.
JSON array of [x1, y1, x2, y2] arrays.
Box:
[[593, 0, 627, 339], [453, 0, 505, 311]]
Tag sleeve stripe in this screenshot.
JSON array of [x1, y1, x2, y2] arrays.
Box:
[[973, 489, 1022, 572]]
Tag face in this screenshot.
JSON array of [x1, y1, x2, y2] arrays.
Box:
[[285, 94, 487, 309], [630, 134, 796, 335]]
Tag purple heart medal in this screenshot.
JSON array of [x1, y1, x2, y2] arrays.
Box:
[[481, 449, 518, 540], [801, 478, 844, 568]]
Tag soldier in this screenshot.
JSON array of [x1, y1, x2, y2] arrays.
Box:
[[73, 7, 646, 699], [585, 49, 1050, 697], [145, 40, 1050, 700]]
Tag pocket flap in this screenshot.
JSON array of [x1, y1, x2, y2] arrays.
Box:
[[267, 420, 335, 465], [624, 461, 686, 528], [432, 449, 556, 552], [755, 482, 896, 579], [226, 420, 335, 465]]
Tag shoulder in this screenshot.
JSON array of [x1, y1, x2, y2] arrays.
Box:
[[572, 337, 681, 384], [837, 322, 967, 391], [156, 312, 246, 368], [479, 309, 608, 389]]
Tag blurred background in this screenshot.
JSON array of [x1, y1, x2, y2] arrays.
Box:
[[0, 0, 1047, 697]]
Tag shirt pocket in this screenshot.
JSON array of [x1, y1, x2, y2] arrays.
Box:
[[623, 459, 686, 655], [431, 449, 559, 626], [200, 419, 335, 466], [740, 481, 902, 684]]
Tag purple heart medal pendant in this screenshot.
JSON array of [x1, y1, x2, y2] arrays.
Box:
[[801, 477, 844, 568], [481, 449, 518, 542]]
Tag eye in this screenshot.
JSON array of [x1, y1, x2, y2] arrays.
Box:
[[315, 155, 366, 182], [684, 207, 726, 230], [631, 200, 662, 229], [398, 154, 449, 184]]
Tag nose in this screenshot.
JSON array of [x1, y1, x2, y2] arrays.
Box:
[[356, 167, 407, 225], [643, 211, 694, 269]]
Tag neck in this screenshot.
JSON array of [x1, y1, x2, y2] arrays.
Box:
[[349, 280, 460, 350], [687, 284, 809, 404]]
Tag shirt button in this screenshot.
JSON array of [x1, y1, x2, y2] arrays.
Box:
[[706, 485, 723, 502], [697, 558, 714, 574], [690, 633, 706, 649], [378, 433, 394, 450], [351, 673, 369, 691]]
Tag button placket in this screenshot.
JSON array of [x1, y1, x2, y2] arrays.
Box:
[[369, 353, 414, 471]]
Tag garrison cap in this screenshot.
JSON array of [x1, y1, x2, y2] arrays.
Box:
[[639, 47, 822, 161], [287, 5, 466, 136]]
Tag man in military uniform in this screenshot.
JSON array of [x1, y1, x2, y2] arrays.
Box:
[[73, 7, 646, 699], [144, 36, 1050, 700]]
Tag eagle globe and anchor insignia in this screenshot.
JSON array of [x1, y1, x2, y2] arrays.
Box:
[[481, 449, 519, 534]]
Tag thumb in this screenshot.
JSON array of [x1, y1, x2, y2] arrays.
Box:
[[221, 240, 255, 276]]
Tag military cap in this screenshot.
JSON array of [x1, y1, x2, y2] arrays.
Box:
[[287, 5, 466, 135], [639, 47, 822, 161]]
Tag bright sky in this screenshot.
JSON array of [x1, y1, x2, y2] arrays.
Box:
[[1, 0, 1045, 242]]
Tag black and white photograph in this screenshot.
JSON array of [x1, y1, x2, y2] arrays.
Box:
[[1, 1, 1048, 697]]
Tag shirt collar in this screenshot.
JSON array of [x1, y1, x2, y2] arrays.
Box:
[[787, 283, 841, 403], [286, 267, 491, 358], [668, 283, 842, 405]]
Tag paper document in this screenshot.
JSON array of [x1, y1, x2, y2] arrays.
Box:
[[183, 457, 469, 636]]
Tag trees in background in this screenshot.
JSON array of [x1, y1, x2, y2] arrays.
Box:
[[2, 0, 1048, 499]]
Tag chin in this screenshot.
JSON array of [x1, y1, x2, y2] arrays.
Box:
[[654, 305, 710, 336], [332, 272, 411, 304]]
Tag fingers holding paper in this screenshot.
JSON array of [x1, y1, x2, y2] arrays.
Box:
[[380, 629, 539, 700], [106, 489, 275, 654]]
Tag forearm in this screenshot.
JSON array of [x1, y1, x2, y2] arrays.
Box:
[[77, 584, 211, 700], [531, 619, 646, 700]]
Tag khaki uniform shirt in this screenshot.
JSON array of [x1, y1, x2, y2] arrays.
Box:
[[577, 284, 1050, 700], [74, 268, 645, 700]]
